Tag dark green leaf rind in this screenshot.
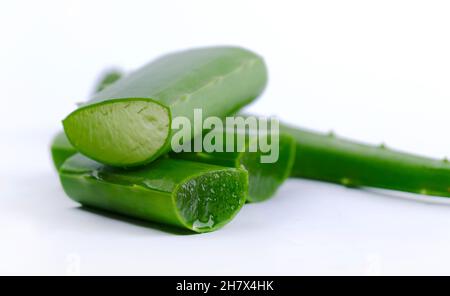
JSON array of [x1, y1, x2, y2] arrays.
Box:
[[282, 123, 450, 197]]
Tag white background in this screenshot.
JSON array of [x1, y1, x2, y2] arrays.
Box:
[[2, 0, 450, 275]]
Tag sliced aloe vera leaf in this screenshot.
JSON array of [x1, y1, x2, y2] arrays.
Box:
[[63, 47, 267, 167], [171, 129, 295, 202], [51, 70, 123, 170], [59, 154, 248, 233]]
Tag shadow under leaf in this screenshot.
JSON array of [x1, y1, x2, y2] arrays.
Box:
[[76, 206, 195, 235], [361, 187, 450, 207]]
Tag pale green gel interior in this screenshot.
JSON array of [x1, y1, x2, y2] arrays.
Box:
[[63, 100, 170, 166], [174, 169, 246, 232]]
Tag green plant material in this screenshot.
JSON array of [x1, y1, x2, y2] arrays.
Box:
[[59, 153, 248, 233], [51, 70, 124, 169], [51, 126, 295, 202], [63, 46, 267, 167], [51, 131, 77, 169], [171, 130, 295, 202], [94, 69, 123, 93], [281, 123, 450, 197]]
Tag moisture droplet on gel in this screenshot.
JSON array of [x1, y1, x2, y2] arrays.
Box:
[[192, 215, 215, 230]]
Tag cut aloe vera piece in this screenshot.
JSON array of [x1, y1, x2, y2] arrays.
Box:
[[171, 129, 295, 202], [59, 154, 248, 233], [51, 128, 294, 202], [63, 47, 267, 167], [51, 71, 124, 169]]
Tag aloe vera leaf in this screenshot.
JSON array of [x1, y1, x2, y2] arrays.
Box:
[[93, 69, 123, 93], [51, 70, 124, 169], [281, 123, 450, 197], [59, 153, 248, 233], [171, 129, 295, 202], [63, 47, 267, 167]]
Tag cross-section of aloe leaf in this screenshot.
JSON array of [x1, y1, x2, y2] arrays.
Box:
[[63, 47, 267, 167], [51, 70, 124, 170]]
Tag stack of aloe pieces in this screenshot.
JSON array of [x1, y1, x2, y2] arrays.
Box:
[[52, 46, 450, 233]]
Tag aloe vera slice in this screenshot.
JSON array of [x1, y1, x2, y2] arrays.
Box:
[[281, 123, 450, 197], [171, 129, 295, 202], [63, 47, 267, 167], [59, 153, 248, 232], [51, 71, 124, 170]]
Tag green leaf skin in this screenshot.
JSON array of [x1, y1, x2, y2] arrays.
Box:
[[51, 131, 78, 169], [59, 154, 248, 233], [63, 47, 268, 167], [171, 130, 296, 202], [281, 123, 450, 197]]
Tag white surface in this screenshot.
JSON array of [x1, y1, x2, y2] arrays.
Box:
[[3, 0, 450, 275]]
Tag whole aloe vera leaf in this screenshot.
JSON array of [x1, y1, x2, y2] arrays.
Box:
[[281, 123, 450, 197], [59, 153, 248, 233], [63, 46, 267, 168]]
